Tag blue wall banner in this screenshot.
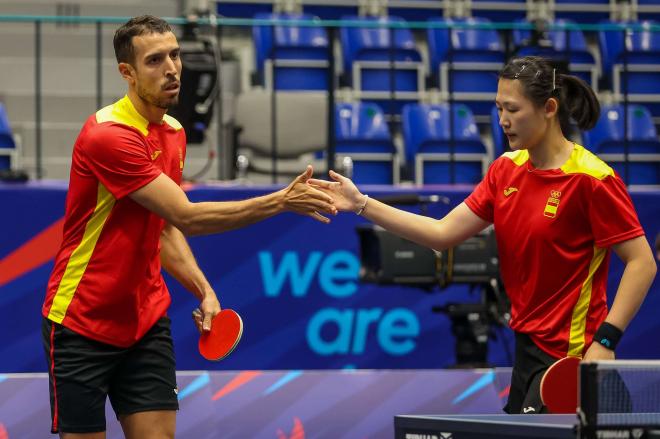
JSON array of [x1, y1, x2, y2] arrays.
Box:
[[1, 182, 658, 372]]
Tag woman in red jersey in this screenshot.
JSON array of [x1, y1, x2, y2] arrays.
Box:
[[310, 56, 657, 414]]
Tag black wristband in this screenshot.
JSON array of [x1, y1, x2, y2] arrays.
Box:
[[594, 322, 623, 351]]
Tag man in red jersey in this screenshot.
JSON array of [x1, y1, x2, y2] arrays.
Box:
[[309, 56, 657, 415], [41, 15, 336, 438]]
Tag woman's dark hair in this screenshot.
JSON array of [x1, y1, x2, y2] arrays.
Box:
[[113, 15, 172, 66], [499, 56, 600, 134]]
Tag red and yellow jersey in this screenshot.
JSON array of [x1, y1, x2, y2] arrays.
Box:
[[465, 144, 644, 359], [42, 95, 186, 347]]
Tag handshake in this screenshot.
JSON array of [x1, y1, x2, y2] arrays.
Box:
[[283, 165, 370, 223]]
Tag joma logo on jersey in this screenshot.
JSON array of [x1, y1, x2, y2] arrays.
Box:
[[503, 187, 518, 197], [544, 190, 561, 218]]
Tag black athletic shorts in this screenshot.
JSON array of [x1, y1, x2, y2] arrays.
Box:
[[504, 331, 557, 415], [42, 317, 179, 434]]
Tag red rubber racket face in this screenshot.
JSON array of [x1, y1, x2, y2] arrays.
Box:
[[198, 309, 243, 361], [540, 356, 581, 414]]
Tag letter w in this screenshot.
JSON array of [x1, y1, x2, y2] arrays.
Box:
[[259, 251, 322, 297]]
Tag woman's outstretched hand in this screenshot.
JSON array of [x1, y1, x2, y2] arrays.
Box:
[[308, 170, 367, 214]]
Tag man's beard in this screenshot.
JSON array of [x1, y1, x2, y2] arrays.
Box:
[[137, 84, 179, 110]]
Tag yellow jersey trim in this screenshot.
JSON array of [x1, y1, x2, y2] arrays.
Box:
[[95, 95, 150, 136], [163, 114, 183, 131], [502, 150, 529, 166], [502, 145, 614, 180], [561, 144, 615, 180], [567, 246, 607, 357], [47, 184, 115, 323]]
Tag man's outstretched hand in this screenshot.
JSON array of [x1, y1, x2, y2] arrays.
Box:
[[281, 165, 337, 223]]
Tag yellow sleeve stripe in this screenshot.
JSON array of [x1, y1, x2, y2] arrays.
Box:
[[47, 184, 115, 323], [567, 246, 607, 357]]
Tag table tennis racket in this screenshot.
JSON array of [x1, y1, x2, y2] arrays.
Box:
[[540, 356, 581, 414], [198, 309, 243, 361]]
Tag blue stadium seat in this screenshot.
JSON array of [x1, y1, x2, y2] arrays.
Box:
[[599, 21, 660, 116], [339, 15, 423, 113], [469, 0, 527, 22], [554, 0, 610, 23], [252, 13, 330, 91], [598, 21, 626, 87], [0, 103, 16, 170], [428, 17, 505, 116], [402, 103, 489, 184], [303, 4, 358, 20], [599, 21, 660, 79], [334, 102, 399, 184], [216, 1, 271, 18], [582, 104, 660, 185], [513, 20, 598, 87], [388, 0, 443, 21], [638, 0, 660, 21]]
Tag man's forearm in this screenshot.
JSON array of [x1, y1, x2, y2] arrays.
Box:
[[179, 190, 285, 236], [130, 168, 334, 236], [160, 225, 214, 300]]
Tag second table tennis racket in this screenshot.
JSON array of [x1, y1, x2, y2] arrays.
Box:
[[540, 356, 581, 414]]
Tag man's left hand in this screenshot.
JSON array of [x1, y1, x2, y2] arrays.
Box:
[[192, 293, 222, 333]]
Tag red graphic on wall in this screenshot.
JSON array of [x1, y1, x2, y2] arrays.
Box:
[[0, 218, 64, 287]]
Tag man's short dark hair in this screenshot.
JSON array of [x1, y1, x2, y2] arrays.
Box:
[[113, 15, 172, 65]]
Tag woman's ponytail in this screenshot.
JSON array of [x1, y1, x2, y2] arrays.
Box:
[[558, 74, 600, 131]]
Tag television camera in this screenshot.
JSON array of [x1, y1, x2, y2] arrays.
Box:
[[356, 195, 511, 367]]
